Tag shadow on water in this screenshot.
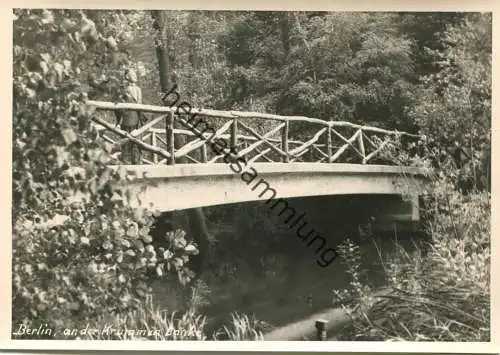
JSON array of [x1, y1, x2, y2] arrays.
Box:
[[150, 217, 428, 338]]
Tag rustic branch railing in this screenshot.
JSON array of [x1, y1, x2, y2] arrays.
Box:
[[87, 100, 420, 166]]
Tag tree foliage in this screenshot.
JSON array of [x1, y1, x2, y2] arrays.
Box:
[[409, 13, 491, 190], [219, 12, 417, 129]]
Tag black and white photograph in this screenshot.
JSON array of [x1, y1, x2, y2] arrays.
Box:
[[5, 5, 495, 351]]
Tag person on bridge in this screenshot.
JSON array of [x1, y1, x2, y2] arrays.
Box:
[[116, 68, 146, 164]]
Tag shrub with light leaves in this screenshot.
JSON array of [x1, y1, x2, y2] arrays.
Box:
[[12, 9, 196, 337]]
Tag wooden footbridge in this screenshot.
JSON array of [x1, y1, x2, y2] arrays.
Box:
[[86, 100, 430, 220]]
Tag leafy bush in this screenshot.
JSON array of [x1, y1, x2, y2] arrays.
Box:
[[12, 9, 198, 337]]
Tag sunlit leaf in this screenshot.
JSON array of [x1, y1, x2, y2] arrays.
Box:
[[125, 249, 136, 257], [61, 127, 78, 145], [156, 263, 164, 276], [126, 223, 139, 238], [142, 234, 153, 244], [163, 249, 173, 260], [184, 244, 199, 255]]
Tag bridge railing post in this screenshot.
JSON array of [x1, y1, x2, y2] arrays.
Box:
[[231, 118, 238, 151], [358, 128, 366, 164], [201, 144, 208, 163], [166, 111, 175, 165], [151, 131, 158, 164], [281, 120, 289, 163], [327, 124, 332, 163]]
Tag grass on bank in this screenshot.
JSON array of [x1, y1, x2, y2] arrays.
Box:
[[67, 285, 268, 341], [334, 188, 490, 342]]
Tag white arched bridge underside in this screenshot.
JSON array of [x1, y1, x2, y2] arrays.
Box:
[[112, 163, 431, 213]]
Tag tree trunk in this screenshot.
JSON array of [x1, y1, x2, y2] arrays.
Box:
[[151, 10, 212, 277]]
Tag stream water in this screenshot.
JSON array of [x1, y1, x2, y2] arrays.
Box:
[[150, 217, 426, 338]]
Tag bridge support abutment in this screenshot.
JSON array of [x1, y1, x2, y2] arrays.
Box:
[[285, 193, 422, 242], [365, 194, 421, 236]]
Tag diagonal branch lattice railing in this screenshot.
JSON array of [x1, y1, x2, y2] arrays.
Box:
[[86, 101, 420, 166]]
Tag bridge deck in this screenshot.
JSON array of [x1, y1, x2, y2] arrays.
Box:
[[114, 162, 428, 179]]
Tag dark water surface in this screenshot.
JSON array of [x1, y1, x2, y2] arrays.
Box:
[[151, 225, 425, 337]]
